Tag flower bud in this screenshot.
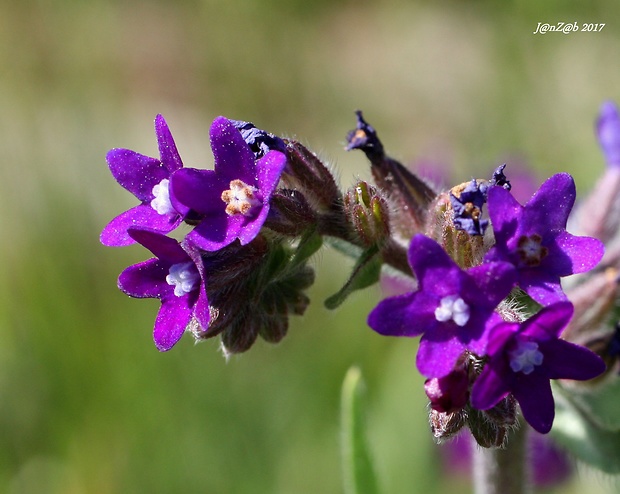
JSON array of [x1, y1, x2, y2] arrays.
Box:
[[343, 181, 390, 247], [282, 140, 341, 211], [429, 408, 468, 443], [265, 189, 317, 236], [345, 111, 438, 239], [425, 191, 487, 269], [425, 359, 470, 414]]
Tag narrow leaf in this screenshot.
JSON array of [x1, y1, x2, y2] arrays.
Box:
[[341, 367, 380, 494], [291, 228, 323, 267], [325, 246, 381, 309]]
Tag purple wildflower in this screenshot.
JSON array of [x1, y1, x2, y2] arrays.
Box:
[[100, 115, 188, 247], [367, 234, 516, 378], [470, 302, 605, 433], [118, 227, 209, 352], [484, 173, 604, 305], [231, 120, 286, 159], [171, 116, 287, 252], [450, 179, 489, 235], [597, 100, 620, 168]]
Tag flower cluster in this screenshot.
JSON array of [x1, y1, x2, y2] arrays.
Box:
[[103, 103, 620, 447], [102, 115, 321, 353]]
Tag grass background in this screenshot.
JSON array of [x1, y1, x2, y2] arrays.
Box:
[[1, 0, 619, 492]]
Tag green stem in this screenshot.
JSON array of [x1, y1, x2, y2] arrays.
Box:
[[473, 424, 530, 494]]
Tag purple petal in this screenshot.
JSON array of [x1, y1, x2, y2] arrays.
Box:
[[408, 235, 462, 296], [541, 339, 606, 381], [256, 150, 287, 196], [487, 186, 522, 246], [237, 209, 268, 245], [127, 227, 189, 263], [154, 295, 193, 351], [518, 269, 566, 306], [417, 336, 466, 378], [118, 258, 171, 298], [155, 114, 183, 172], [183, 241, 210, 331], [171, 168, 229, 216], [470, 360, 512, 410], [367, 292, 436, 337], [520, 302, 574, 341], [466, 262, 517, 308], [551, 231, 604, 275], [100, 204, 181, 247], [188, 214, 244, 251], [106, 149, 168, 201], [525, 174, 575, 231], [210, 116, 255, 183], [597, 100, 620, 168], [513, 376, 555, 433]]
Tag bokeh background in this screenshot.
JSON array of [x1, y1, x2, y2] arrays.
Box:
[[1, 0, 619, 492]]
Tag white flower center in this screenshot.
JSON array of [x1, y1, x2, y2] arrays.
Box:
[[434, 295, 470, 327], [509, 339, 544, 375], [150, 179, 175, 215], [221, 179, 261, 216], [166, 261, 200, 297]]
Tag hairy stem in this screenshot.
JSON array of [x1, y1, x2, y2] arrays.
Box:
[[473, 424, 530, 494]]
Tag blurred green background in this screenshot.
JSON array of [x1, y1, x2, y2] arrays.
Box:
[[1, 0, 620, 492]]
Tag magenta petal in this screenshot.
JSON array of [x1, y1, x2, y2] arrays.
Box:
[[210, 116, 255, 183], [518, 269, 567, 306], [171, 168, 229, 215], [368, 292, 435, 337], [127, 227, 189, 263], [188, 214, 244, 251], [521, 302, 573, 340], [155, 114, 183, 172], [552, 231, 604, 275], [100, 205, 181, 247], [526, 174, 575, 230], [541, 339, 606, 380], [467, 262, 517, 308], [513, 377, 555, 433], [118, 258, 170, 298], [256, 150, 287, 195], [154, 295, 193, 351], [408, 234, 462, 295], [417, 337, 465, 378], [470, 362, 512, 410], [106, 149, 168, 201], [487, 186, 522, 244]]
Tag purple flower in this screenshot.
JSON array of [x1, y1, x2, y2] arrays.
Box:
[[484, 173, 604, 305], [118, 227, 209, 352], [470, 302, 606, 433], [171, 117, 287, 252], [231, 120, 286, 159], [597, 100, 620, 168], [101, 115, 188, 247], [450, 179, 489, 235], [367, 234, 516, 378]]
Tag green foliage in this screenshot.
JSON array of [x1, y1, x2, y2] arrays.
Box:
[[552, 382, 620, 473], [340, 367, 381, 494], [325, 246, 382, 310]]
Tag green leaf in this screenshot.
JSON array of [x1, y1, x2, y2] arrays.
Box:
[[324, 236, 363, 261], [324, 246, 381, 310], [291, 228, 323, 267], [551, 384, 620, 473], [558, 376, 620, 431], [341, 367, 380, 494]]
